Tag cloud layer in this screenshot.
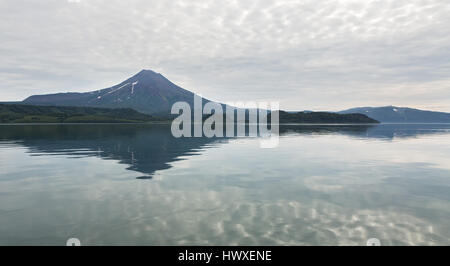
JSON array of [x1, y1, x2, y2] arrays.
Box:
[[1, 0, 450, 111]]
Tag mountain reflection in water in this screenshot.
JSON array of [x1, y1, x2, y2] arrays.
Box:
[[1, 123, 450, 179]]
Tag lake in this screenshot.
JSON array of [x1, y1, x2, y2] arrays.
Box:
[[0, 123, 450, 246]]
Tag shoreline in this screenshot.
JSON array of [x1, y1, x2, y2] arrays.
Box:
[[3, 122, 450, 126]]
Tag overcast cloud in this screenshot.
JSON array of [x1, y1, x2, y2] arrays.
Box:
[[1, 0, 450, 111]]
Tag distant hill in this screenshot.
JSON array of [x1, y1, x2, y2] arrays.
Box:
[[339, 106, 450, 123], [274, 111, 379, 124], [0, 104, 160, 123], [22, 70, 206, 116]]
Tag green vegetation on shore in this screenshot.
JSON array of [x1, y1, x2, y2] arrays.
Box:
[[273, 111, 379, 124], [0, 104, 164, 123], [1, 104, 379, 124]]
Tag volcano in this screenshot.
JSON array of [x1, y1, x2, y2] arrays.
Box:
[[23, 70, 201, 116]]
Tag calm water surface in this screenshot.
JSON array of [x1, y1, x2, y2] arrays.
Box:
[[0, 124, 450, 245]]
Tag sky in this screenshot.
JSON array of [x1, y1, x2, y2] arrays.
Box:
[[1, 0, 450, 112]]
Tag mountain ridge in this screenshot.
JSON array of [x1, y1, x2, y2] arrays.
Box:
[[17, 69, 449, 123], [339, 106, 450, 123]]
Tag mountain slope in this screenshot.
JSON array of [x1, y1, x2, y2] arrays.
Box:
[[23, 70, 198, 116], [339, 106, 450, 123]]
